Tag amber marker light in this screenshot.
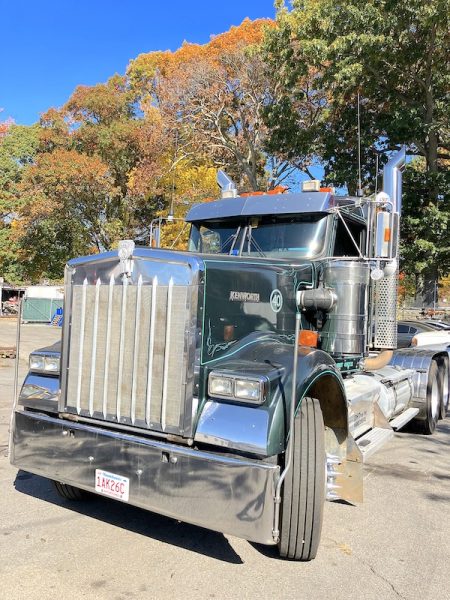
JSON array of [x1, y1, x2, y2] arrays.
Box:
[[298, 330, 319, 348]]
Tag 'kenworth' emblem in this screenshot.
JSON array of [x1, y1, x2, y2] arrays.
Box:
[[270, 289, 283, 313], [229, 291, 260, 302]]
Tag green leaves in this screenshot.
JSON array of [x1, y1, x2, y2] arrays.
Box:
[[263, 0, 450, 282], [400, 160, 450, 276]]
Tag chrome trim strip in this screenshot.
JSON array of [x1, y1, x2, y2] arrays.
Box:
[[102, 274, 114, 418], [116, 276, 128, 422], [146, 275, 157, 426], [76, 278, 88, 414], [131, 274, 143, 424], [88, 278, 101, 416], [59, 265, 74, 413], [161, 277, 173, 430]]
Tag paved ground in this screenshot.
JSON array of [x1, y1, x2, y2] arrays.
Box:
[[1, 319, 449, 600]]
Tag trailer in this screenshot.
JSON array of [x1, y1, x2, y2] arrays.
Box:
[[10, 149, 449, 560]]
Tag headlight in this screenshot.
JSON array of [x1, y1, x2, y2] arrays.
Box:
[[44, 356, 60, 372], [29, 354, 60, 375], [209, 375, 234, 397], [235, 378, 262, 402], [29, 355, 45, 371], [208, 371, 267, 405]]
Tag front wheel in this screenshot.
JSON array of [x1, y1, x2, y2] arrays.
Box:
[[53, 481, 89, 501], [278, 397, 325, 561]]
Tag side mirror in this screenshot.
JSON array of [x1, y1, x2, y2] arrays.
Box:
[[152, 225, 161, 248], [375, 211, 399, 259]]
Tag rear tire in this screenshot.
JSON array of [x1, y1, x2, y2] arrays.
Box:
[[53, 481, 88, 501], [437, 362, 449, 419], [278, 397, 325, 561], [417, 360, 440, 434]]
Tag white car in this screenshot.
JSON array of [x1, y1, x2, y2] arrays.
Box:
[[411, 330, 450, 347]]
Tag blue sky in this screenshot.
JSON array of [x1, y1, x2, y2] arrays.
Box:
[[0, 0, 276, 125]]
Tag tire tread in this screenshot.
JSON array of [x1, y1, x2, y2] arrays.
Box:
[[279, 397, 325, 561], [53, 481, 88, 501]]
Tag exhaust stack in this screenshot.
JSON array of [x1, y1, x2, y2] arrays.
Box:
[[383, 147, 406, 214], [372, 147, 407, 351], [217, 170, 237, 199]]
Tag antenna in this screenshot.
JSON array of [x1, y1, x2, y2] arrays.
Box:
[[356, 92, 363, 197], [374, 152, 379, 196], [169, 130, 178, 220]]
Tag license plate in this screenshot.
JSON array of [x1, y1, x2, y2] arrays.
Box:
[[95, 469, 130, 502]]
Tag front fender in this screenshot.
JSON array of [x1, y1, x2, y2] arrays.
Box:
[[17, 341, 61, 412], [194, 332, 346, 457]]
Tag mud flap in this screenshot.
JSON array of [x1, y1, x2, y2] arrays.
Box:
[[330, 434, 364, 504]]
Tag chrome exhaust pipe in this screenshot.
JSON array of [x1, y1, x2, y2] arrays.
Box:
[[382, 147, 406, 214], [217, 170, 237, 198]]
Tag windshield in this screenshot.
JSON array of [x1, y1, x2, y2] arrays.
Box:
[[188, 214, 328, 258]]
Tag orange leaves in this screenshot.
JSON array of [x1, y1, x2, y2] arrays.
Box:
[[19, 149, 116, 219], [0, 116, 14, 139], [64, 75, 133, 125], [39, 108, 70, 152], [14, 147, 121, 268], [124, 18, 280, 191], [208, 18, 273, 57], [127, 18, 274, 108]]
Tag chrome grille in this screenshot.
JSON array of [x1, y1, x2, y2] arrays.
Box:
[[64, 264, 196, 436]]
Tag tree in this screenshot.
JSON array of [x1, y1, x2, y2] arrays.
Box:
[[0, 124, 40, 282], [127, 19, 297, 192], [16, 149, 119, 278], [266, 1, 449, 189], [400, 158, 450, 302], [264, 0, 450, 293], [156, 162, 218, 250], [0, 124, 39, 219]]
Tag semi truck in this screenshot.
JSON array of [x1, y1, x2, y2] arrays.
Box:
[[10, 148, 449, 560]]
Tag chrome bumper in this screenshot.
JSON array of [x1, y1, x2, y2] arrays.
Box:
[[11, 410, 279, 545]]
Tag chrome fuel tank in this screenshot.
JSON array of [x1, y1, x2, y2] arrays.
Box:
[[320, 260, 370, 357]]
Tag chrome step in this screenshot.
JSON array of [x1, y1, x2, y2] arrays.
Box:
[[356, 427, 394, 461], [389, 407, 420, 431]]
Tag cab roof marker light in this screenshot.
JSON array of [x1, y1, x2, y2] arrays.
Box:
[[301, 180, 321, 192]]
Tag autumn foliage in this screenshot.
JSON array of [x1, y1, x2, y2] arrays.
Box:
[[1, 17, 307, 282], [127, 18, 283, 191], [1, 8, 448, 290]]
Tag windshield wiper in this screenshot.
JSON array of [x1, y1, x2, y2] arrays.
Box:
[[228, 225, 242, 254], [245, 226, 266, 258]]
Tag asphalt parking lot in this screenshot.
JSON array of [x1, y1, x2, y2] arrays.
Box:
[[1, 319, 449, 600]]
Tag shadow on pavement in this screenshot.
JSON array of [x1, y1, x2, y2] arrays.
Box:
[[14, 470, 244, 565]]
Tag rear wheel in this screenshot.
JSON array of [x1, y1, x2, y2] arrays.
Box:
[[437, 362, 449, 419], [278, 397, 325, 561], [53, 481, 89, 501], [418, 360, 440, 434]]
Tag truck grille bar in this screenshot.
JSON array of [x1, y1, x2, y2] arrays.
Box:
[[64, 260, 196, 436]]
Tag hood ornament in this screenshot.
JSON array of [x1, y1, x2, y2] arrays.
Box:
[[118, 239, 135, 277]]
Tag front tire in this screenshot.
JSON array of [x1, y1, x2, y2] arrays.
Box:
[[278, 397, 325, 561], [53, 481, 88, 501]]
